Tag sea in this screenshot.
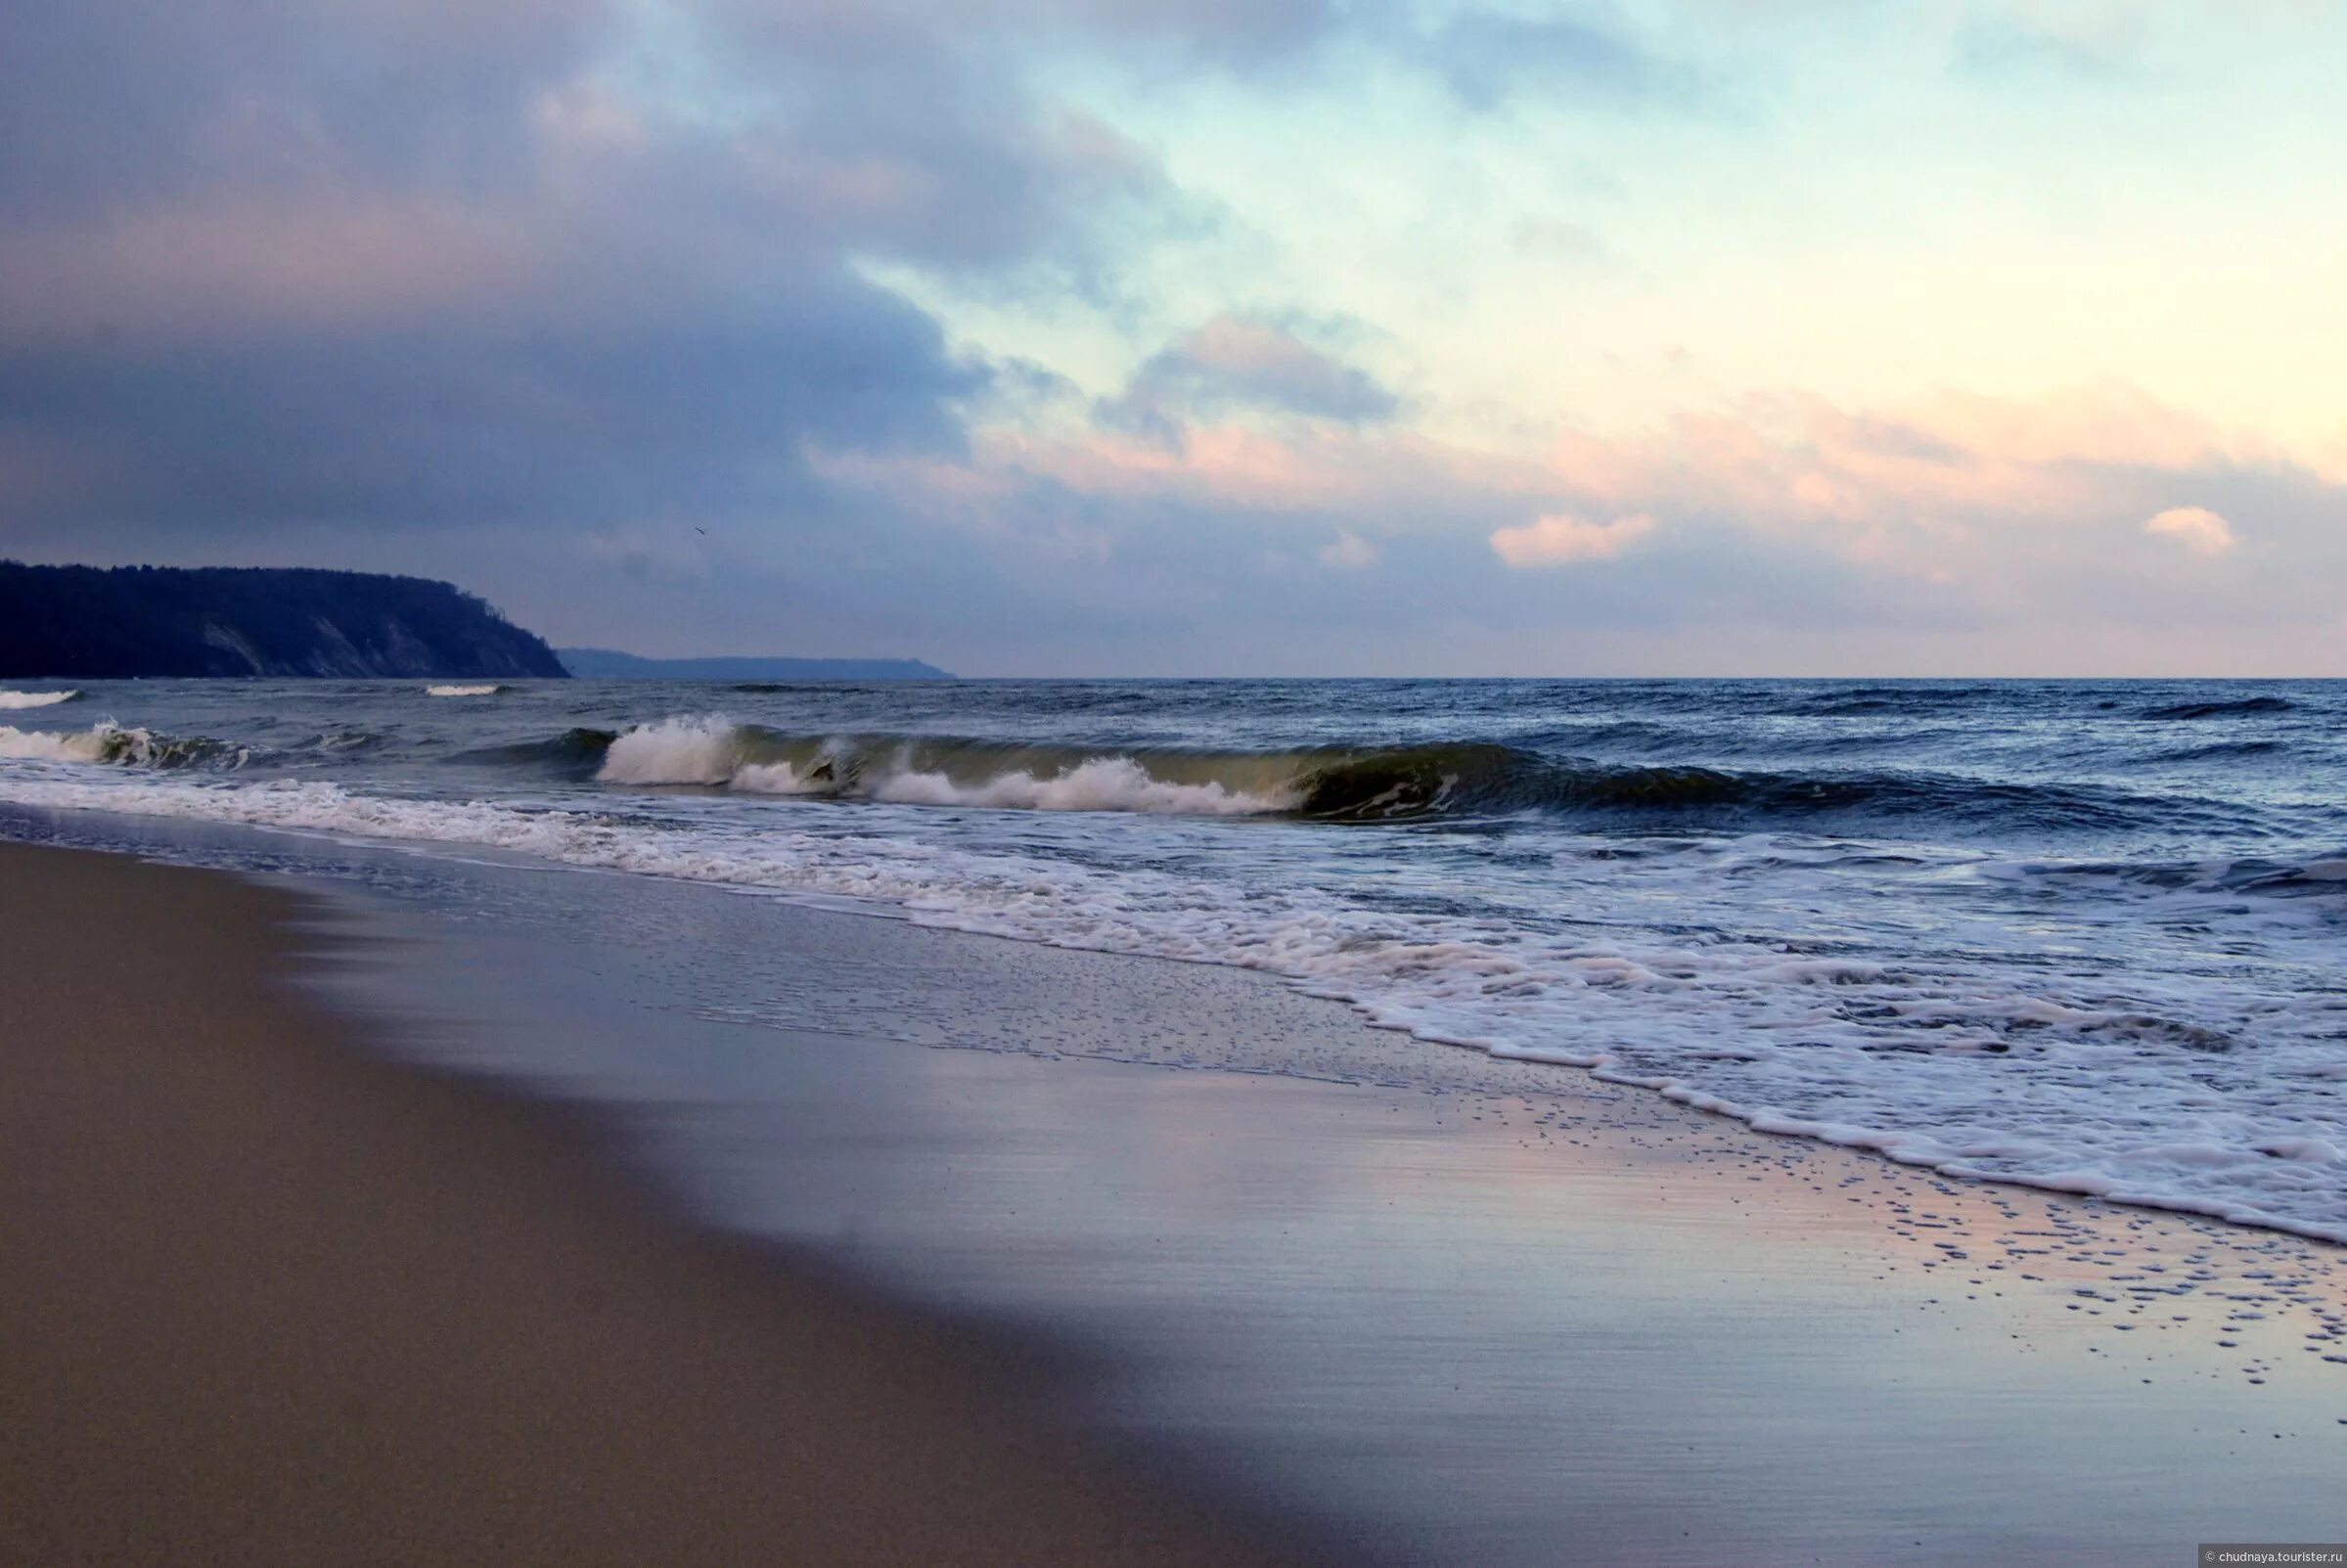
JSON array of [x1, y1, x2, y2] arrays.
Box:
[[3, 676, 2343, 1244]]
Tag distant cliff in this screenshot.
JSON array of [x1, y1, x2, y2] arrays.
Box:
[[0, 563, 568, 680], [559, 649, 955, 681]]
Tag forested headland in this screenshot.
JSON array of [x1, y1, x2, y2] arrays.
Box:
[[0, 564, 567, 679]]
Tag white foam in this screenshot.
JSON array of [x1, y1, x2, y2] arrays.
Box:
[[0, 725, 106, 762], [598, 715, 743, 784], [0, 720, 173, 764], [732, 761, 822, 795], [594, 718, 1292, 816], [871, 757, 1290, 816], [0, 690, 79, 709], [426, 684, 504, 697], [0, 721, 231, 769], [4, 765, 2344, 1244]]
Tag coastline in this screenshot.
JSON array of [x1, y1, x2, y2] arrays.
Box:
[[0, 840, 1326, 1567], [4, 820, 2344, 1565]]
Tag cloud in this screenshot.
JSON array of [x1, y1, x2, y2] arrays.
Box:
[[1104, 314, 1400, 433], [830, 376, 2345, 664], [0, 0, 1210, 541], [5, 2, 2345, 675], [2143, 506, 2238, 555], [1490, 511, 1655, 567], [1422, 9, 1705, 112], [1317, 529, 1379, 568]]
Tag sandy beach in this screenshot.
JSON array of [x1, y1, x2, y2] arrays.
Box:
[[6, 818, 2345, 1566], [0, 839, 1319, 1567]]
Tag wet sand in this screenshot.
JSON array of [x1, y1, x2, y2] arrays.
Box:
[[0, 840, 1319, 1567], [7, 820, 2347, 1566], [293, 831, 2347, 1567]]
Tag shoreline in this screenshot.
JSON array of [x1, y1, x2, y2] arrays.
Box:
[[0, 840, 1331, 1567], [6, 821, 2346, 1564]]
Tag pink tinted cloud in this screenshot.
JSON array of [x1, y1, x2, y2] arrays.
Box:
[[2143, 506, 2238, 554], [977, 425, 1551, 513], [821, 379, 2330, 618], [1490, 511, 1655, 567], [975, 381, 2277, 546]]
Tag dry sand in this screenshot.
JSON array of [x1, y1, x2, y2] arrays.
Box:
[[0, 840, 1318, 1567]]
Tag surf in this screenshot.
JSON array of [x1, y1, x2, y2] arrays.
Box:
[[0, 689, 80, 709], [0, 721, 231, 768], [556, 717, 2201, 834]]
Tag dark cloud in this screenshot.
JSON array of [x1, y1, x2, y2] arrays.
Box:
[[0, 276, 982, 529], [696, 0, 1340, 71], [0, 0, 1395, 670], [0, 0, 1205, 548], [0, 0, 611, 226]]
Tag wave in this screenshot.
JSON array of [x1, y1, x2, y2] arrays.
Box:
[[2139, 695, 2294, 720], [427, 683, 506, 697], [594, 717, 1293, 816], [452, 728, 617, 774], [0, 721, 230, 768], [0, 689, 80, 709], [1986, 850, 2347, 899], [2142, 739, 2287, 764], [1781, 686, 1987, 716], [5, 767, 2343, 1244], [564, 718, 2188, 832]]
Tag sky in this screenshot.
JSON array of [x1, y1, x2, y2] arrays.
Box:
[[2, 0, 2343, 675]]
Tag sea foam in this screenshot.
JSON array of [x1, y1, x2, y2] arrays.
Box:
[[427, 684, 506, 697], [3, 763, 2344, 1245], [868, 755, 1286, 816], [594, 716, 1295, 815], [0, 689, 79, 709], [0, 722, 224, 768]]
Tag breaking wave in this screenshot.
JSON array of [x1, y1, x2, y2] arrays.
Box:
[[0, 721, 231, 768], [562, 717, 2194, 832], [0, 689, 79, 710], [594, 717, 1293, 816], [427, 683, 506, 697]]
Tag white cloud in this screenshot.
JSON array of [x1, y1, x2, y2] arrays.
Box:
[[1318, 528, 1379, 568], [2143, 506, 2237, 555], [1490, 511, 1654, 567]]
